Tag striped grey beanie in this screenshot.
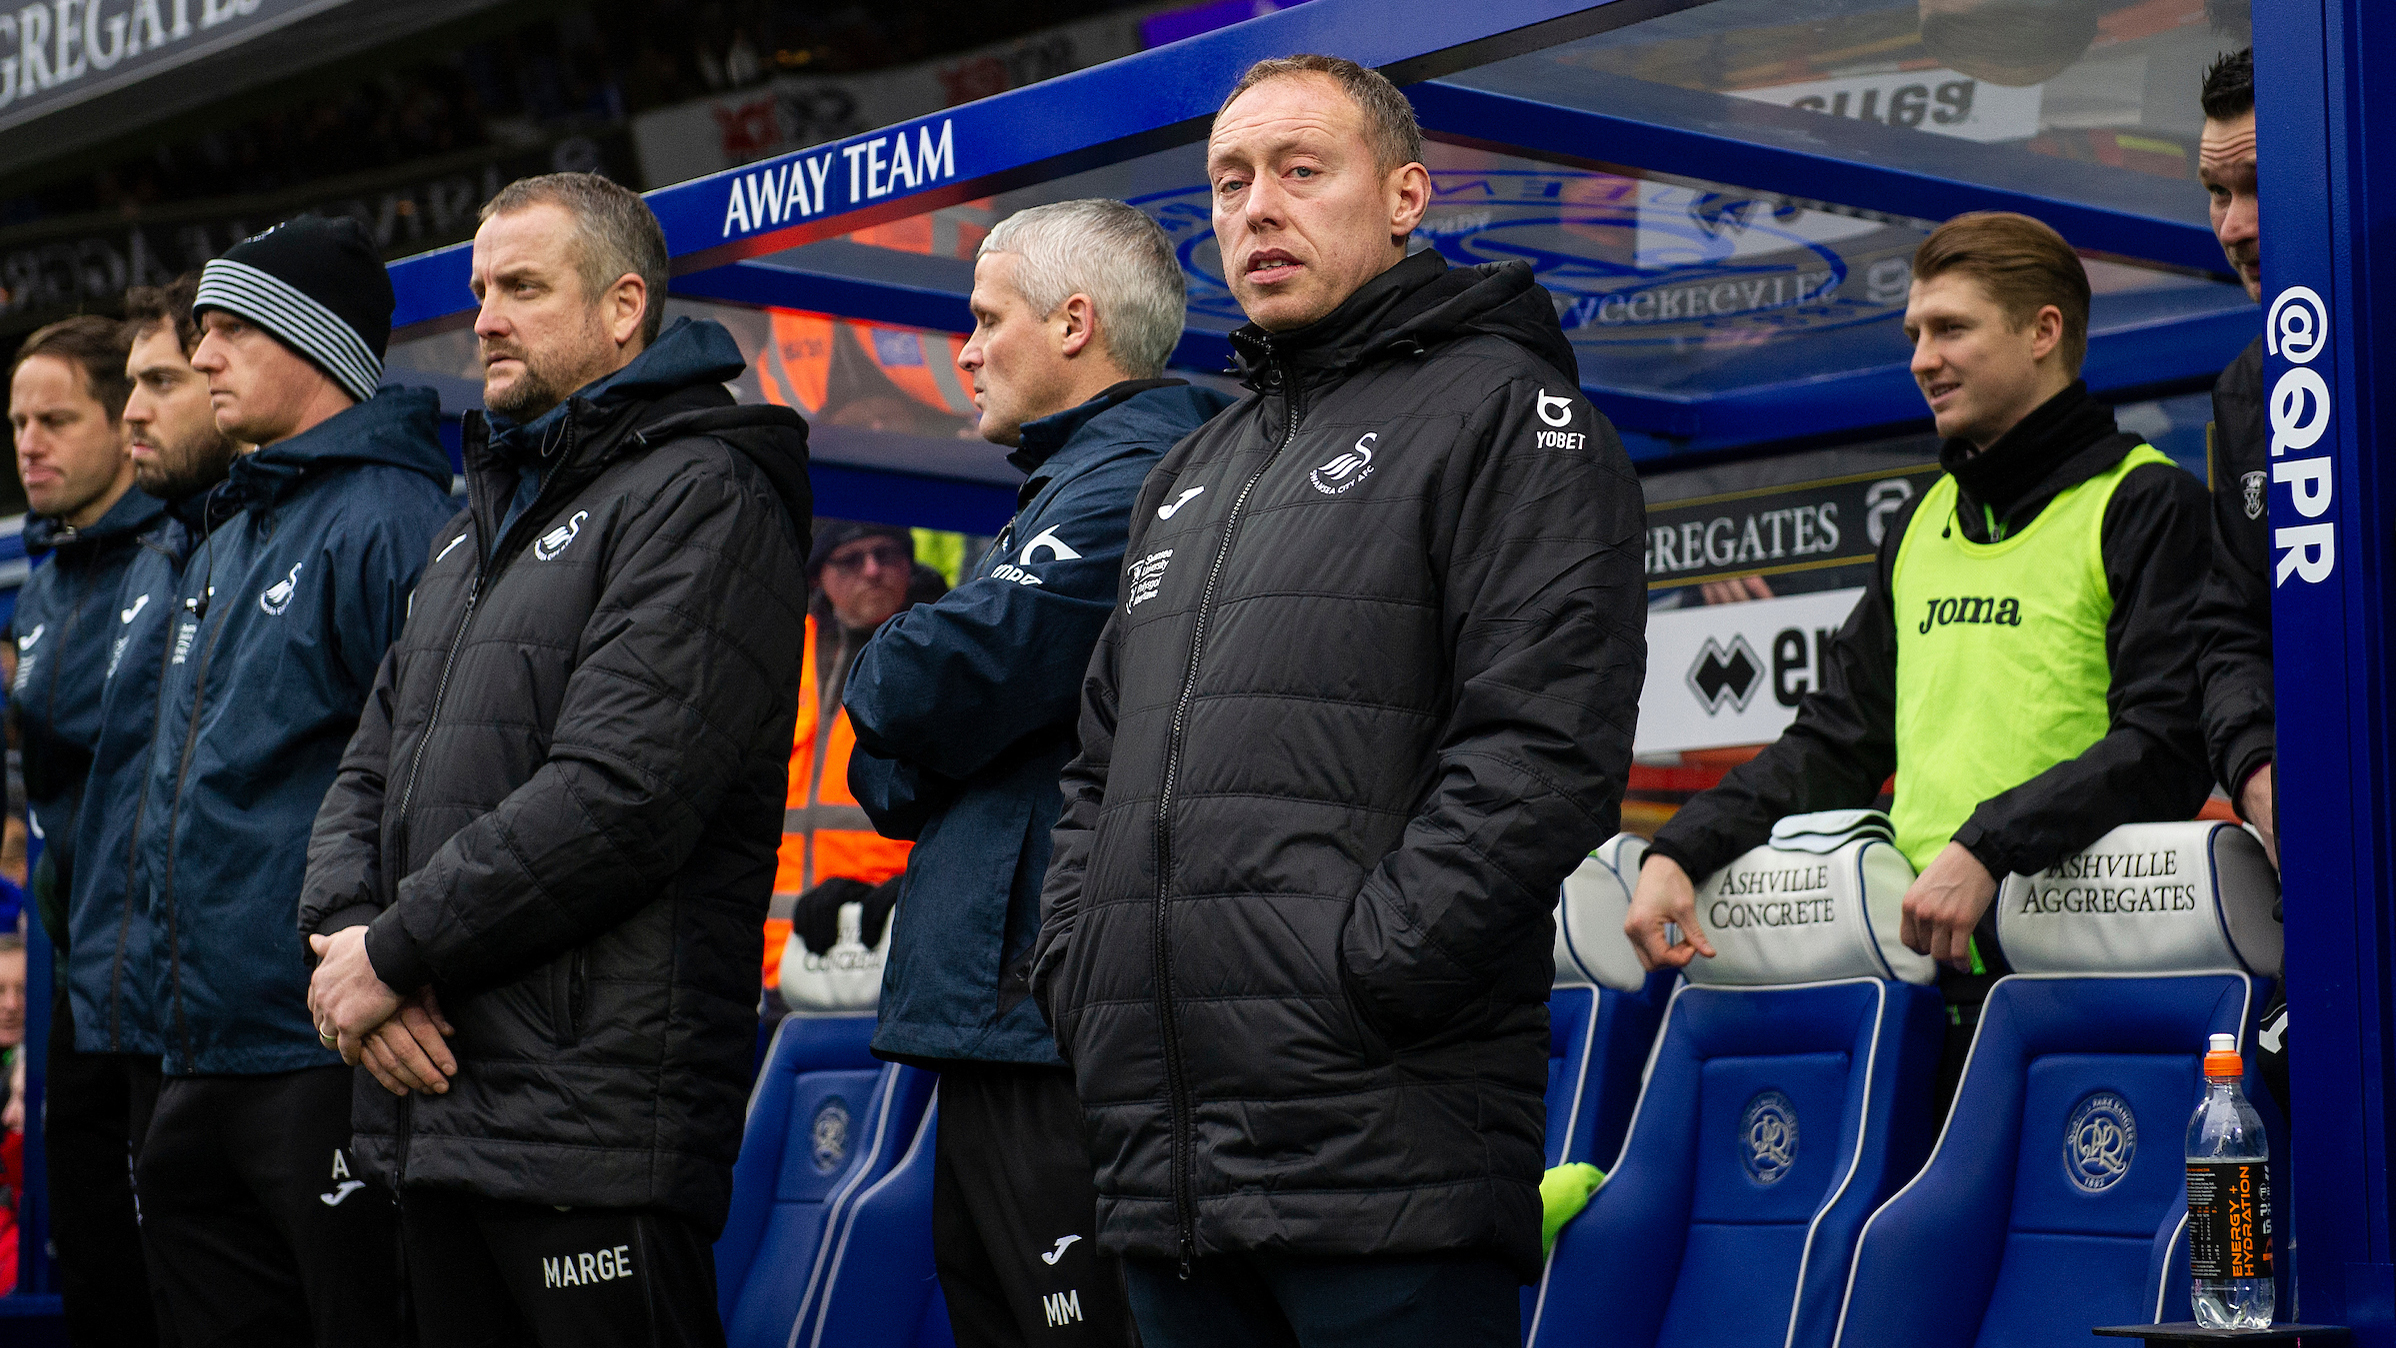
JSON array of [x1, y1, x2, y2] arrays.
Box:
[[193, 215, 392, 405]]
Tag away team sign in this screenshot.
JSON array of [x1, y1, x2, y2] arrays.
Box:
[[717, 118, 957, 239]]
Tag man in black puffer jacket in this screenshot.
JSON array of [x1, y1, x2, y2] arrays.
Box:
[[301, 174, 810, 1346], [1029, 57, 1646, 1348]]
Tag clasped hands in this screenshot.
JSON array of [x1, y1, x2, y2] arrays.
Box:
[[306, 926, 458, 1098], [1624, 841, 1998, 972]]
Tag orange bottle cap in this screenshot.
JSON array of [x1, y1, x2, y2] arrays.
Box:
[[2205, 1032, 2242, 1078]]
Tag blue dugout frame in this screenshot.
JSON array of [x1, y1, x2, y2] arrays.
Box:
[[384, 0, 2250, 462], [365, 0, 2390, 1338]]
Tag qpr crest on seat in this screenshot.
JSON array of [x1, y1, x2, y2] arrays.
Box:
[[2063, 1089, 2137, 1194], [810, 1097, 851, 1175], [1742, 1089, 1800, 1186]]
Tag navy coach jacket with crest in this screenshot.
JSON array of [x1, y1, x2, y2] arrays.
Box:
[[132, 386, 454, 1075], [67, 494, 201, 1055], [844, 379, 1233, 1067]]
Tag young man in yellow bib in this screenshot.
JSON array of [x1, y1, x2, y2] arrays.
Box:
[[1625, 212, 2215, 1086]]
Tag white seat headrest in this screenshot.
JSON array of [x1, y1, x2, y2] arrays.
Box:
[[1556, 834, 1654, 993], [1685, 814, 1934, 986], [1995, 821, 2281, 978], [779, 900, 892, 1012]]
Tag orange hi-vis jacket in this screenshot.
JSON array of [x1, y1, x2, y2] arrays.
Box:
[[767, 614, 910, 986]]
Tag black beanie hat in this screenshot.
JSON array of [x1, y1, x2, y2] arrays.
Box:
[[193, 215, 393, 405], [807, 521, 914, 577]]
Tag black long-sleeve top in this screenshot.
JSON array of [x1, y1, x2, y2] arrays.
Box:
[[2194, 337, 2274, 798]]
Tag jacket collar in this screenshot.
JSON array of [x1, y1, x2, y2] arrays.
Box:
[[24, 484, 167, 555], [469, 318, 749, 479], [1225, 249, 1580, 396], [1228, 249, 1448, 390], [1939, 381, 2126, 539], [1006, 378, 1189, 476], [206, 386, 449, 529]]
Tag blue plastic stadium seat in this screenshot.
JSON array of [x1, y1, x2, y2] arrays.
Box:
[[794, 1098, 959, 1348], [1833, 820, 2288, 1348], [1833, 975, 2280, 1346], [1528, 825, 1945, 1348], [717, 1011, 938, 1348], [1544, 972, 1674, 1172]]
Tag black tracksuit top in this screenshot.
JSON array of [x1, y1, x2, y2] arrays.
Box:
[[2195, 336, 2273, 798]]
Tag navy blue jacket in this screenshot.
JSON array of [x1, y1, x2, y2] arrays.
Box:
[[133, 388, 455, 1075], [66, 498, 203, 1054], [9, 486, 166, 912], [846, 380, 1232, 1065]]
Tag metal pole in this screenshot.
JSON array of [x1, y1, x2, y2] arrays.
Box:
[[2254, 0, 2396, 1337]]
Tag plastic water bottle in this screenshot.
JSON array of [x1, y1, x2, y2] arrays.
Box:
[[2186, 1032, 2275, 1328]]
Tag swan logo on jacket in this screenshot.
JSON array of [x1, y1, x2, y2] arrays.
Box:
[[1310, 433, 1377, 495], [259, 563, 303, 616], [12, 623, 41, 694], [535, 511, 589, 561]]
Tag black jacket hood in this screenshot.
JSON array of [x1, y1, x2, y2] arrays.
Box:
[[467, 318, 810, 545], [1230, 250, 1579, 392]]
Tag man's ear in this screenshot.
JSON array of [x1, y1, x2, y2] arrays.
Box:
[[1387, 161, 1431, 244], [1058, 293, 1096, 360], [607, 274, 648, 347], [2028, 304, 2065, 364]]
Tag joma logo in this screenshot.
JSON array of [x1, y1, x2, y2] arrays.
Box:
[[1917, 595, 2022, 634]]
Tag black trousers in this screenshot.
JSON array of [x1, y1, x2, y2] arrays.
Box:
[[44, 987, 161, 1348], [933, 1063, 1138, 1348], [136, 1067, 404, 1348], [1121, 1251, 1519, 1348], [398, 1187, 725, 1348]]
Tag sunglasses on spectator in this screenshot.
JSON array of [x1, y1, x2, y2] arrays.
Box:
[[824, 543, 910, 575]]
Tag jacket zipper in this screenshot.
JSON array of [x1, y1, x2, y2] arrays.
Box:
[[1152, 357, 1304, 1277], [156, 538, 235, 1066], [104, 535, 184, 1051], [385, 413, 583, 1180]]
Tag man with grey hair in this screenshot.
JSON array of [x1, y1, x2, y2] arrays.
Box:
[[301, 172, 812, 1344], [843, 197, 1230, 1347]]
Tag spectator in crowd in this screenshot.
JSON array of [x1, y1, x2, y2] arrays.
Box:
[[1029, 56, 1645, 1346], [1626, 212, 2214, 1094], [124, 215, 455, 1347], [844, 198, 1233, 1348], [5, 312, 172, 1346], [768, 520, 920, 989], [301, 172, 811, 1346], [0, 932, 23, 1298], [59, 274, 247, 1344], [2192, 49, 2271, 860]]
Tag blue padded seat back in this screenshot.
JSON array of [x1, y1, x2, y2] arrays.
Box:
[[1833, 973, 2278, 1348], [1528, 978, 1944, 1348], [1545, 970, 1673, 1171], [718, 1014, 936, 1348], [796, 1098, 958, 1348]]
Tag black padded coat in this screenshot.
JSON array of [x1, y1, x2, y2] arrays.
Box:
[[298, 319, 811, 1234], [1029, 251, 1647, 1279]]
